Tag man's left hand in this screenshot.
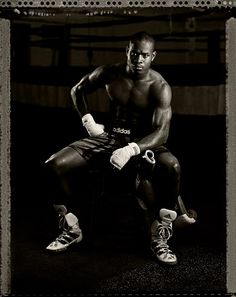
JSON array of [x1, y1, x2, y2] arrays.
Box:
[[110, 142, 140, 170]]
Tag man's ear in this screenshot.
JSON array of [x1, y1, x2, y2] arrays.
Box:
[[151, 51, 157, 61]]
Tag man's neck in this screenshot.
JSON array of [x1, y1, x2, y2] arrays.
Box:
[[125, 65, 149, 81]]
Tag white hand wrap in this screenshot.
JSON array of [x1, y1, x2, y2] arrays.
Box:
[[110, 142, 140, 170], [82, 113, 104, 137]]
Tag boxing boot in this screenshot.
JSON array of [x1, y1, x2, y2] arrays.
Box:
[[151, 208, 177, 265], [46, 205, 83, 252], [174, 196, 197, 227]]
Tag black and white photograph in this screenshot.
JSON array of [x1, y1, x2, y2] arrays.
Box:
[[0, 1, 236, 296]]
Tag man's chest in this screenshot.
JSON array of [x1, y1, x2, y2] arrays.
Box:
[[106, 77, 152, 108]]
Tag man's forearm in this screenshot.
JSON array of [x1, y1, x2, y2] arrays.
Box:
[[71, 86, 89, 118], [136, 129, 169, 153], [109, 130, 167, 170]]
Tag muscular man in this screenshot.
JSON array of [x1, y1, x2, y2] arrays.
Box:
[[45, 32, 181, 265]]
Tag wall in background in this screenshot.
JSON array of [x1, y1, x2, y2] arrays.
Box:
[[10, 7, 229, 115], [11, 82, 226, 115]]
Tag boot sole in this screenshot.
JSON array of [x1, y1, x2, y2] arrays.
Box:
[[151, 248, 177, 265]]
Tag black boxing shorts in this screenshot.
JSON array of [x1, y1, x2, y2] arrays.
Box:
[[68, 132, 120, 162], [68, 131, 169, 167]]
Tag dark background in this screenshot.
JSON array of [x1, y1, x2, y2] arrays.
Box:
[[7, 6, 230, 295]]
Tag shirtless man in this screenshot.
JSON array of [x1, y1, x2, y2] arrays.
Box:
[[45, 32, 181, 265]]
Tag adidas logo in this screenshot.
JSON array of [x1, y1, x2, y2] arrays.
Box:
[[160, 209, 177, 222], [164, 214, 172, 219]]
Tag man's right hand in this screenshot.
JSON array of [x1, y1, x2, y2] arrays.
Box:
[[82, 113, 105, 137]]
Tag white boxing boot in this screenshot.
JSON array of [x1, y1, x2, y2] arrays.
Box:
[[151, 208, 177, 265], [174, 196, 197, 227], [46, 205, 82, 252]]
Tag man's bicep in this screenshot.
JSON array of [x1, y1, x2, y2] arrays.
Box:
[[152, 106, 172, 130], [87, 65, 110, 90], [73, 65, 108, 94], [152, 82, 172, 129], [72, 74, 90, 92]]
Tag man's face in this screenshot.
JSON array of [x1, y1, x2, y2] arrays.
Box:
[[126, 40, 156, 77]]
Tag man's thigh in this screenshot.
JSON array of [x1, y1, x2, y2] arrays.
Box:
[[68, 133, 120, 170]]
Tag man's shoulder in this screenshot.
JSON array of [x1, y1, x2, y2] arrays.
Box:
[[95, 63, 124, 73], [150, 69, 167, 83], [149, 69, 172, 103], [89, 63, 124, 84], [149, 69, 170, 89], [92, 63, 125, 80]]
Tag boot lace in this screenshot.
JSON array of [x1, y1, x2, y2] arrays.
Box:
[[56, 230, 73, 243], [152, 224, 173, 253], [58, 214, 69, 232]]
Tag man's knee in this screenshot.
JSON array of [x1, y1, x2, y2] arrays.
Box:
[[158, 154, 181, 179], [44, 153, 66, 176], [168, 158, 181, 178], [44, 147, 88, 177]]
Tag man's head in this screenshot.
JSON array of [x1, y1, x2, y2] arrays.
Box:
[[126, 32, 157, 77]]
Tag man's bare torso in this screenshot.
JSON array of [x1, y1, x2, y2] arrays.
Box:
[[104, 63, 166, 111], [96, 63, 168, 136]]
